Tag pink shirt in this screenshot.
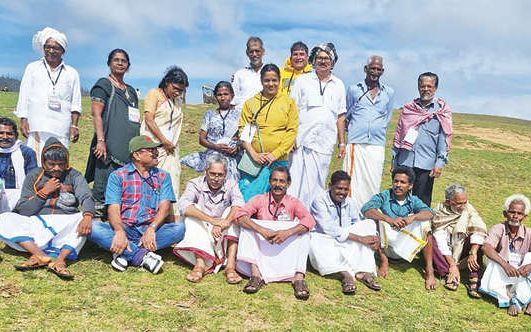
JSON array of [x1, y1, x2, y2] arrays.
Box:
[[485, 222, 531, 262], [235, 192, 316, 230]]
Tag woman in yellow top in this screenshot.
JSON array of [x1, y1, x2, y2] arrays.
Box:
[[238, 63, 298, 201], [140, 66, 188, 220]]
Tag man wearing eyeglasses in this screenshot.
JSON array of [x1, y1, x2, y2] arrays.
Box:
[[343, 55, 394, 211], [89, 135, 185, 274], [174, 153, 244, 284], [15, 27, 82, 161], [235, 166, 316, 300]]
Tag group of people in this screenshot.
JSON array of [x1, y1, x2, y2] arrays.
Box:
[[0, 27, 530, 317]]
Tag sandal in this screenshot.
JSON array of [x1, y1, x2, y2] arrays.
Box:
[[243, 276, 264, 294], [186, 266, 205, 283], [341, 277, 356, 295], [14, 255, 51, 271], [444, 276, 459, 291], [224, 268, 242, 284], [292, 279, 310, 300], [357, 273, 381, 291], [466, 278, 482, 299], [47, 261, 74, 280]]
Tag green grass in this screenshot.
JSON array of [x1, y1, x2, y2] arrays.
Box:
[[0, 91, 530, 330]]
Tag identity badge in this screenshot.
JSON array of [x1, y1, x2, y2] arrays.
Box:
[[128, 106, 140, 123], [48, 95, 62, 111]]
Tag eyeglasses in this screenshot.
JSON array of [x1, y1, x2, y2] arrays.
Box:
[[44, 45, 63, 52], [206, 171, 225, 179], [139, 148, 158, 155], [315, 56, 331, 62]]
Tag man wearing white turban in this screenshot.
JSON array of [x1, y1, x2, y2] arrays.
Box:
[[15, 27, 82, 162]]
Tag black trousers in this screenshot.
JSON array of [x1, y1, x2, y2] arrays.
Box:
[[412, 167, 434, 206]]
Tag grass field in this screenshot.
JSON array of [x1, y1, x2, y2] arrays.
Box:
[[0, 91, 530, 330]]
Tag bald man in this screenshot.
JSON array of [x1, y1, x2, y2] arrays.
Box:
[[343, 56, 394, 211]]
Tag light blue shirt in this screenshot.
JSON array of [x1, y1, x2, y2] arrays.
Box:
[[393, 98, 449, 170], [345, 81, 395, 146], [360, 189, 434, 218]]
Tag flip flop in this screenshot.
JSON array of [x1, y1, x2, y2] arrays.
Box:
[[444, 276, 459, 291], [466, 278, 481, 299], [47, 261, 74, 280], [14, 255, 51, 271], [292, 279, 310, 300], [243, 276, 264, 294], [224, 268, 242, 284]]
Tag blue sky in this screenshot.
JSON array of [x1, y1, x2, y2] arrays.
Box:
[[1, 0, 530, 120]]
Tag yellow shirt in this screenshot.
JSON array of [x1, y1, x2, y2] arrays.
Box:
[[279, 57, 312, 96], [239, 93, 298, 160]]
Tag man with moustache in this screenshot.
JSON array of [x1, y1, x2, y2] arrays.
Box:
[[480, 194, 531, 317], [0, 137, 95, 280], [431, 184, 487, 298], [279, 41, 312, 95], [231, 36, 266, 111], [309, 171, 381, 295], [15, 27, 82, 159], [362, 166, 437, 290], [235, 167, 316, 300], [392, 72, 453, 206], [174, 154, 244, 284], [343, 55, 394, 211], [0, 117, 38, 211], [288, 43, 347, 208], [89, 136, 185, 274]]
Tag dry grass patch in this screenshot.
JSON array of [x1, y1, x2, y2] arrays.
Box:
[[454, 124, 531, 152]]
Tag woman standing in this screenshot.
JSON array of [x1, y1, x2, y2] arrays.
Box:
[[140, 66, 188, 220], [85, 49, 139, 216], [181, 81, 241, 182], [238, 64, 298, 202]]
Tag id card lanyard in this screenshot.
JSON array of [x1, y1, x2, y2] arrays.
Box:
[[43, 59, 63, 95]]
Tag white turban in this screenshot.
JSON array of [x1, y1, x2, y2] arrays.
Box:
[[32, 27, 68, 55]]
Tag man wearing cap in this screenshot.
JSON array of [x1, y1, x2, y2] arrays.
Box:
[[89, 135, 185, 274], [288, 42, 347, 208], [15, 27, 82, 160]]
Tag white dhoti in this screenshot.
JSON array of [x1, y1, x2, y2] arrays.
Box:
[[343, 144, 385, 211], [309, 220, 377, 276], [479, 253, 531, 309], [27, 132, 70, 165], [288, 147, 332, 208], [237, 219, 310, 283], [0, 188, 21, 213], [0, 212, 86, 260], [173, 207, 240, 273], [379, 219, 431, 262]]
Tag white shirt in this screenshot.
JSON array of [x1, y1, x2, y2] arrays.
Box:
[[231, 65, 264, 111], [15, 58, 82, 138], [290, 72, 346, 154]]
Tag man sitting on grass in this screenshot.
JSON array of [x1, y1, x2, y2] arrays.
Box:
[[0, 137, 94, 280], [480, 194, 531, 317], [361, 166, 437, 290], [309, 170, 381, 295], [235, 166, 315, 300], [89, 136, 185, 274], [431, 183, 487, 298]]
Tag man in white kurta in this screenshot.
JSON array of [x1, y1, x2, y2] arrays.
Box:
[[174, 154, 244, 284], [231, 36, 265, 112], [309, 171, 381, 294], [15, 27, 82, 161], [288, 43, 346, 208], [343, 56, 394, 211]]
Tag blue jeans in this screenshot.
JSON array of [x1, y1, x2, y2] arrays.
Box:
[[89, 221, 185, 266]]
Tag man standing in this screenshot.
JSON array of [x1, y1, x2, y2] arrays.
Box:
[[343, 56, 394, 210], [231, 36, 265, 111], [235, 167, 315, 300], [89, 136, 185, 274], [309, 171, 381, 294], [361, 166, 437, 290], [174, 154, 244, 284], [480, 194, 531, 317], [432, 184, 487, 298], [0, 118, 38, 211], [392, 72, 453, 206], [0, 137, 95, 280], [15, 27, 82, 159], [279, 41, 312, 95], [288, 43, 347, 208]]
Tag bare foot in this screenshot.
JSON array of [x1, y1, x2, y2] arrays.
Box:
[[378, 261, 389, 279], [525, 303, 531, 316], [507, 304, 519, 316], [425, 273, 437, 290]]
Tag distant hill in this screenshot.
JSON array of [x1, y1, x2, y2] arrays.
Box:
[[0, 75, 89, 95]]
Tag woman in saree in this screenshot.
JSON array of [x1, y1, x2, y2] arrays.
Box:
[[238, 64, 298, 202], [85, 49, 139, 217], [140, 66, 188, 220], [181, 81, 241, 182]]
